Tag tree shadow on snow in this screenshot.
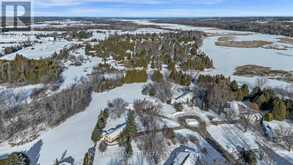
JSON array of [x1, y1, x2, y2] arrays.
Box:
[[25, 140, 43, 165], [57, 150, 75, 165]]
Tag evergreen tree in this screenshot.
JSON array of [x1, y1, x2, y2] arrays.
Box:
[[126, 111, 137, 138], [123, 70, 148, 83], [272, 99, 287, 121], [91, 109, 109, 142], [241, 84, 249, 98], [230, 80, 239, 92], [264, 113, 273, 122], [125, 137, 133, 158], [152, 70, 163, 82]]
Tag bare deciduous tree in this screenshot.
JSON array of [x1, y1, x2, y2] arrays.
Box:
[[275, 126, 293, 151], [142, 81, 172, 103], [134, 99, 166, 164], [108, 98, 128, 119], [255, 77, 268, 89]]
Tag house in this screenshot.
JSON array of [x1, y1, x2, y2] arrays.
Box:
[[173, 151, 199, 165], [165, 145, 199, 165], [172, 91, 194, 104], [48, 37, 57, 41], [102, 123, 126, 144], [173, 152, 190, 165], [223, 101, 241, 119]]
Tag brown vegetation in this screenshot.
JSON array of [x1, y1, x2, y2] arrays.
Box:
[[234, 65, 293, 83]]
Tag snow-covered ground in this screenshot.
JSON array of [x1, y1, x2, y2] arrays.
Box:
[[0, 39, 71, 60], [0, 20, 292, 165], [0, 83, 147, 165], [54, 48, 102, 93], [172, 129, 227, 165], [207, 124, 258, 159], [0, 84, 44, 110]]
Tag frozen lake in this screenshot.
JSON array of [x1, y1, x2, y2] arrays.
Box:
[[201, 34, 293, 76]]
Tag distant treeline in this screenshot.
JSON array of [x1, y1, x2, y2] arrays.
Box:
[[154, 18, 293, 37]]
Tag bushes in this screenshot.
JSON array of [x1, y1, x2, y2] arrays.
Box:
[[123, 70, 148, 84], [91, 109, 109, 142]]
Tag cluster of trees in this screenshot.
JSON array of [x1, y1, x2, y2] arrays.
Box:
[[196, 75, 292, 121], [107, 98, 128, 119], [133, 100, 166, 164], [91, 63, 124, 92], [91, 109, 109, 142], [240, 149, 257, 165], [0, 54, 61, 84], [3, 46, 22, 55], [93, 79, 123, 93], [93, 36, 134, 61], [0, 152, 30, 165], [2, 42, 33, 56], [197, 75, 249, 111], [180, 53, 213, 71], [169, 64, 192, 86], [72, 31, 92, 39], [0, 83, 92, 143], [248, 87, 292, 121], [156, 18, 293, 37], [273, 126, 293, 151], [119, 111, 137, 158], [123, 70, 148, 84], [82, 150, 95, 165], [91, 31, 213, 71], [142, 81, 172, 103]]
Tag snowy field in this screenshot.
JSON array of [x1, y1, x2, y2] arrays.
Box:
[[0, 39, 71, 60], [0, 83, 147, 165], [55, 48, 102, 93]]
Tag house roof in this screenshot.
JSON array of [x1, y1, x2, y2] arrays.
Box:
[[104, 123, 126, 139]]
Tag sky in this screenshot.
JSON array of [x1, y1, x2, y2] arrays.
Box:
[[20, 0, 293, 17]]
